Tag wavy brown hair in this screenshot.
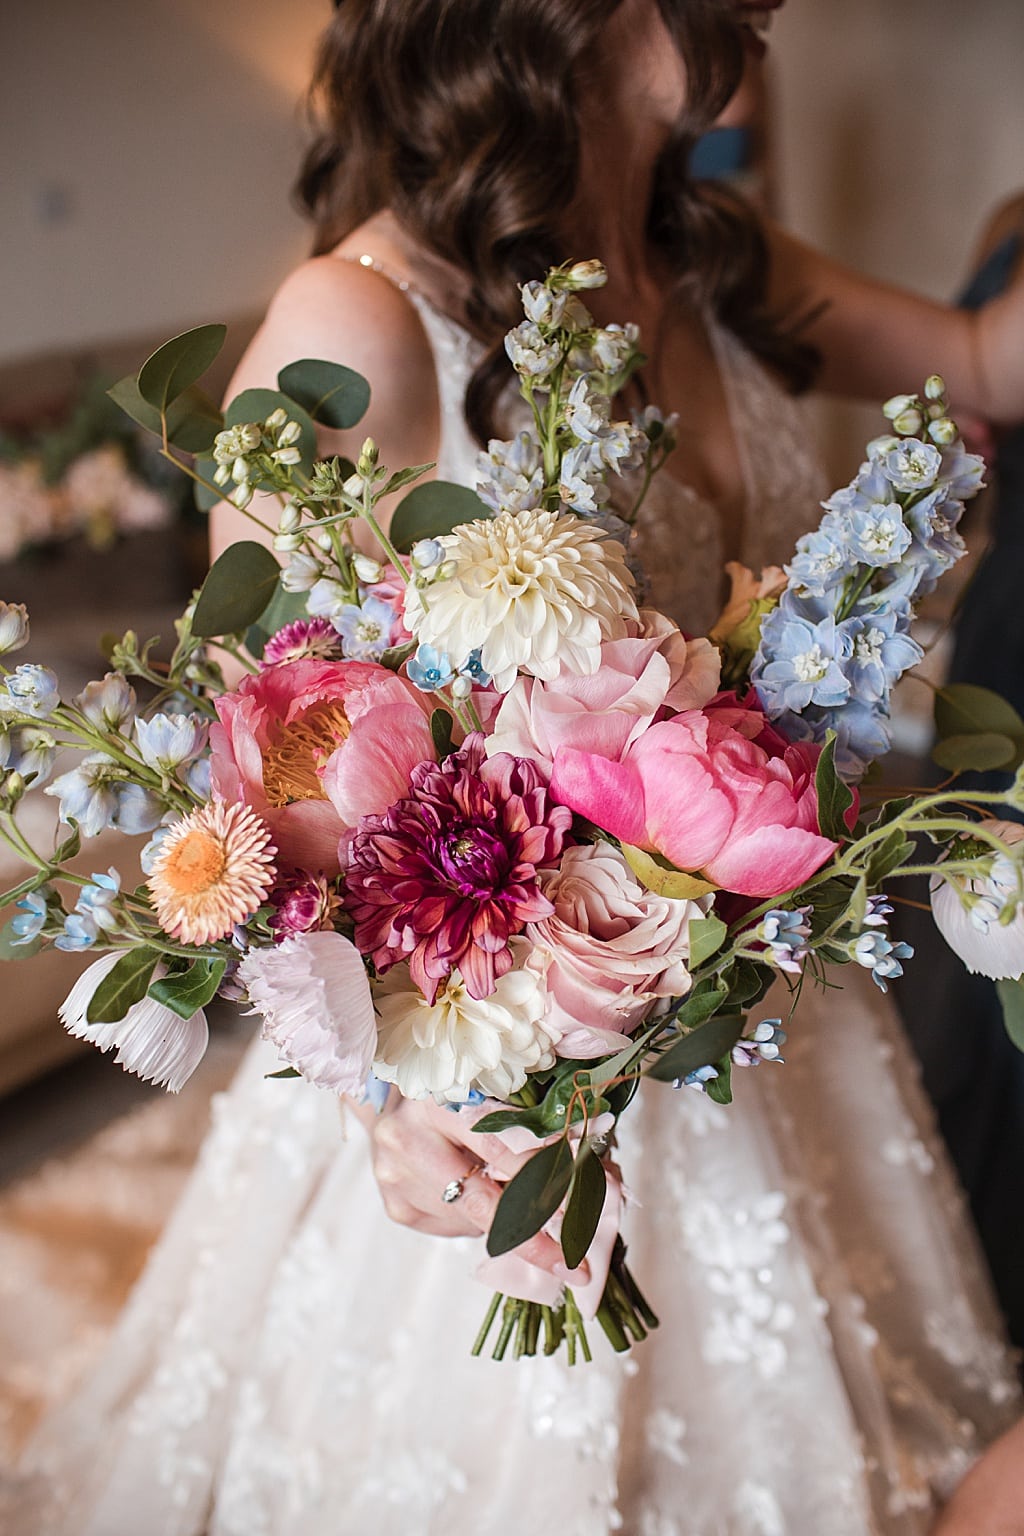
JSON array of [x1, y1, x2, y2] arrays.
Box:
[[296, 0, 818, 442]]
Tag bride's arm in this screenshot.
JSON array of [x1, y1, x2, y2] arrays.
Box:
[[930, 1419, 1024, 1535], [767, 222, 1024, 424]]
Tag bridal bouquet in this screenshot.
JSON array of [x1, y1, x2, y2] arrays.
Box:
[[2, 260, 1023, 1364]]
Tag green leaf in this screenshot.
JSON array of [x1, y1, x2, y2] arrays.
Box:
[[193, 454, 222, 513], [137, 324, 227, 414], [706, 1054, 734, 1105], [932, 732, 1018, 774], [560, 1142, 607, 1271], [687, 913, 727, 969], [379, 640, 416, 672], [486, 1137, 574, 1257], [934, 683, 1024, 769], [620, 843, 717, 900], [277, 359, 370, 431], [815, 731, 855, 841], [380, 463, 434, 498], [672, 977, 730, 1030], [107, 376, 223, 455], [473, 1062, 603, 1138], [148, 957, 226, 1019], [389, 481, 490, 554], [53, 825, 81, 864], [86, 947, 161, 1025], [266, 1066, 302, 1079], [864, 830, 915, 887], [225, 389, 317, 479], [192, 541, 282, 638], [726, 958, 773, 1009], [0, 917, 42, 960], [645, 1012, 745, 1083], [430, 708, 455, 760], [244, 580, 310, 660], [997, 978, 1024, 1052]]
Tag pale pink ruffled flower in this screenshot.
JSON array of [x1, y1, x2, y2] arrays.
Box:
[[239, 930, 376, 1094], [59, 952, 208, 1092], [930, 821, 1024, 979]]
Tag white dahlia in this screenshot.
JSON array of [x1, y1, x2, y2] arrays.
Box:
[[930, 821, 1024, 980], [373, 961, 560, 1104], [403, 507, 638, 694]]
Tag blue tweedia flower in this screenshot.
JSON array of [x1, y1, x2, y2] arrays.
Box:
[[752, 603, 851, 716], [757, 908, 812, 975], [849, 930, 914, 992], [1, 665, 60, 720], [334, 595, 396, 662], [458, 650, 491, 687], [10, 886, 52, 945], [844, 611, 923, 705], [407, 644, 456, 693]]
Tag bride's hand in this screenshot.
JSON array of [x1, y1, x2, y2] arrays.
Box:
[[348, 1093, 588, 1283], [930, 1419, 1024, 1535]]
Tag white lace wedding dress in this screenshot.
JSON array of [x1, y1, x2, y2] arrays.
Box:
[[3, 274, 1021, 1536]]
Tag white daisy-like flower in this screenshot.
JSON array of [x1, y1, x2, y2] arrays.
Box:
[[373, 961, 560, 1104], [930, 822, 1024, 980], [239, 930, 377, 1095], [59, 951, 208, 1092], [403, 506, 638, 693]]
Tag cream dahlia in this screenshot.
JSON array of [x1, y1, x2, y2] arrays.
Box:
[[373, 959, 559, 1103], [147, 800, 277, 945], [403, 506, 638, 693]]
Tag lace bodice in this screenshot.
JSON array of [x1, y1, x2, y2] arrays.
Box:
[[397, 273, 826, 634]]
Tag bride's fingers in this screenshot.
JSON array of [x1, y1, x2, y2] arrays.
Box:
[[451, 1170, 589, 1282]]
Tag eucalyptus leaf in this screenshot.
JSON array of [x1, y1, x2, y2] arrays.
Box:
[[193, 455, 222, 513], [244, 581, 310, 660], [486, 1138, 574, 1257], [687, 913, 727, 969], [815, 731, 856, 841], [107, 377, 223, 455], [932, 732, 1018, 774], [148, 957, 227, 1020], [225, 389, 317, 479], [620, 843, 717, 899], [389, 481, 490, 554], [671, 978, 730, 1030], [706, 1054, 734, 1105], [192, 541, 282, 639], [138, 324, 227, 413], [997, 978, 1024, 1053], [431, 708, 455, 760], [560, 1142, 607, 1271], [726, 958, 773, 1009], [86, 947, 161, 1025], [277, 359, 370, 431], [645, 1012, 745, 1083], [934, 683, 1024, 768]]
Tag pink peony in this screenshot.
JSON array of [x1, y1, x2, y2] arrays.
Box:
[[526, 843, 705, 1057], [345, 735, 572, 1002], [209, 657, 435, 875], [487, 623, 720, 778], [550, 701, 836, 899]]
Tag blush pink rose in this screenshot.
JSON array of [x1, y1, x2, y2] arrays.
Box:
[[210, 657, 435, 874], [525, 843, 705, 1057], [487, 622, 720, 777], [549, 702, 836, 899]]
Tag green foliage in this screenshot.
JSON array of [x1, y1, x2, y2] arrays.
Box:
[[0, 917, 41, 960], [486, 1137, 574, 1257], [225, 389, 317, 479], [560, 1141, 607, 1270], [620, 843, 717, 899], [107, 376, 223, 455], [137, 325, 227, 414], [933, 683, 1024, 771], [192, 454, 222, 513], [473, 1061, 605, 1138], [277, 359, 370, 431], [687, 913, 727, 969], [864, 830, 916, 887], [86, 947, 161, 1025], [149, 957, 227, 1019], [244, 581, 310, 660], [388, 481, 490, 553], [645, 1011, 745, 1083], [815, 731, 855, 841], [996, 978, 1024, 1053], [430, 708, 455, 761], [706, 1054, 733, 1105], [192, 541, 282, 638]]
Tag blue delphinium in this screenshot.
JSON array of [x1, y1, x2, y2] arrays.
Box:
[[751, 387, 985, 781]]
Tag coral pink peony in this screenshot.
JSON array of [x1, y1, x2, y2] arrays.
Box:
[[488, 624, 720, 778], [209, 657, 435, 874], [345, 735, 572, 1002], [550, 702, 836, 899], [526, 843, 705, 1057]]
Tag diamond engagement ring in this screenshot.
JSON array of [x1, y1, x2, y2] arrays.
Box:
[[441, 1178, 466, 1205]]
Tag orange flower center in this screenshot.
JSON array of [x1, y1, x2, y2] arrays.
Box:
[[262, 701, 351, 807], [162, 828, 227, 895]]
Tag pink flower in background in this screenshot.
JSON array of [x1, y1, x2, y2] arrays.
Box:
[[526, 843, 705, 1057], [550, 702, 835, 899], [345, 735, 572, 1001], [209, 657, 435, 874], [268, 869, 343, 941], [488, 624, 720, 777], [261, 618, 342, 667]]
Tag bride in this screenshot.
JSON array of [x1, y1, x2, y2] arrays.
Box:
[[8, 1, 1024, 1532]]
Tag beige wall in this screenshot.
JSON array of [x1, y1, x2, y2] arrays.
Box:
[[4, 0, 1024, 388]]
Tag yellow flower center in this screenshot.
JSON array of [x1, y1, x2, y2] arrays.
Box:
[[262, 701, 351, 807], [162, 828, 227, 895]]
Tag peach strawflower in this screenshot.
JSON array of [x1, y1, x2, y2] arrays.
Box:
[[147, 800, 277, 945]]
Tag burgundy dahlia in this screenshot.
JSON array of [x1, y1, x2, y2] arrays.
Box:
[[345, 734, 572, 1001]]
